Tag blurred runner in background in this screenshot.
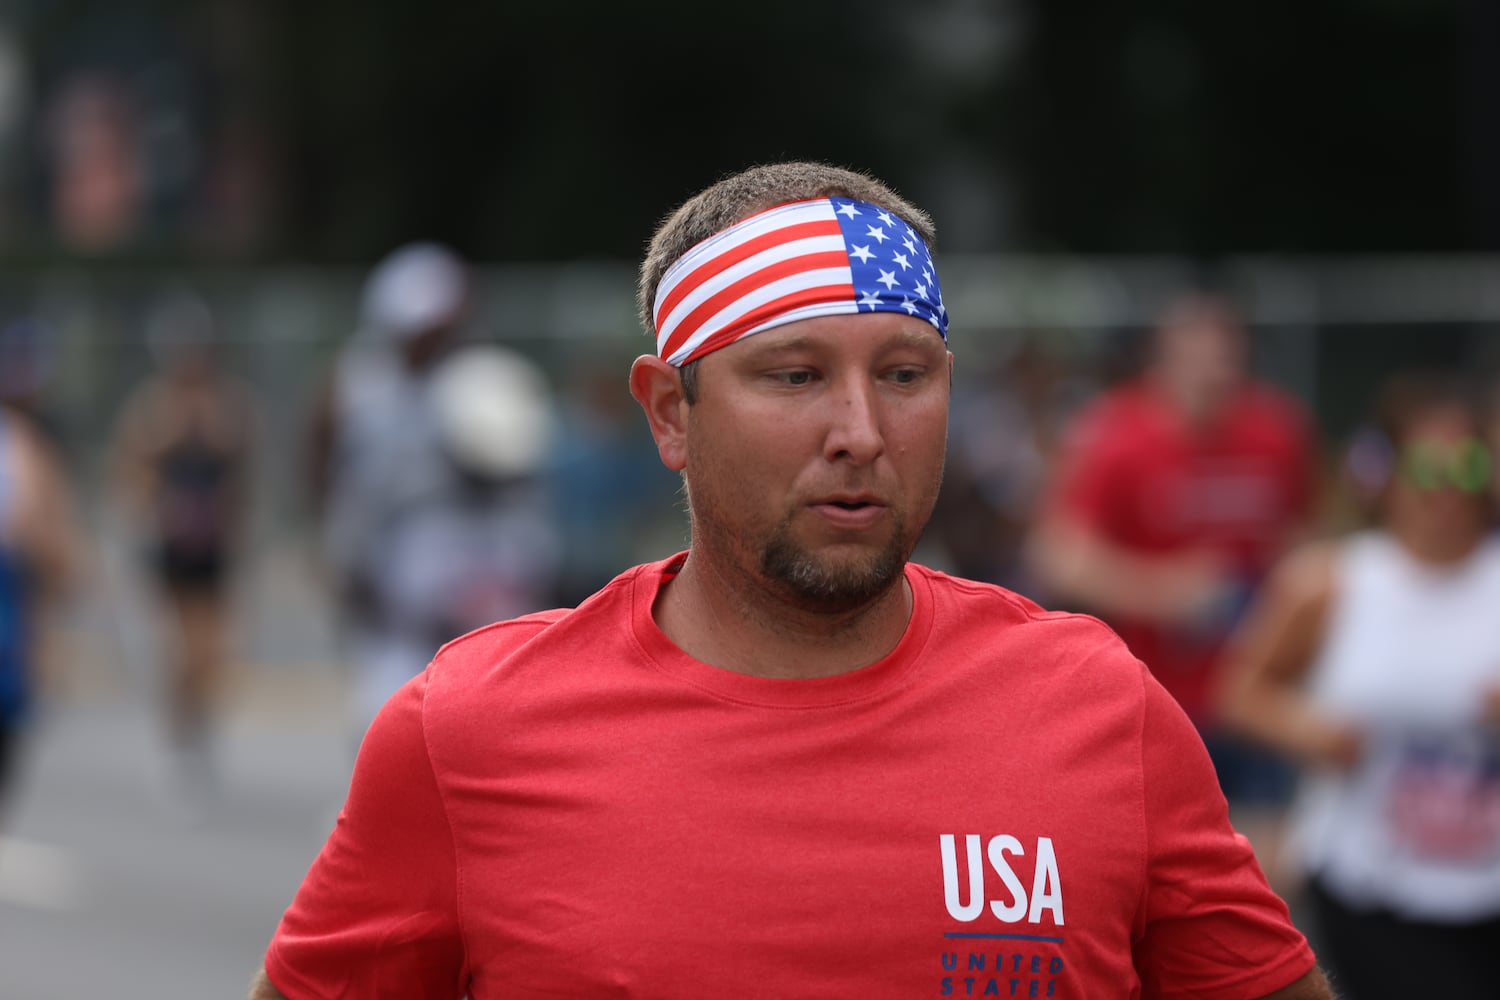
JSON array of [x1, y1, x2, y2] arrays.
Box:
[[111, 288, 256, 803], [1029, 292, 1318, 874], [0, 365, 79, 820], [1221, 372, 1500, 998], [308, 243, 561, 742]]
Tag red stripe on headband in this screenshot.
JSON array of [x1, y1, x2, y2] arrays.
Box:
[[678, 284, 859, 365], [654, 216, 843, 334], [658, 249, 851, 364]]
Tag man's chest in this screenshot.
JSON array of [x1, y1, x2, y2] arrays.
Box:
[[1109, 440, 1301, 551], [441, 707, 1149, 998]]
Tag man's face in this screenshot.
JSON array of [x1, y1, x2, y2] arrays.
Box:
[[1389, 405, 1493, 534], [1152, 305, 1247, 421], [681, 312, 951, 613]]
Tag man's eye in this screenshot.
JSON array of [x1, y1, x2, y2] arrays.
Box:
[[888, 368, 921, 384], [776, 371, 814, 386]]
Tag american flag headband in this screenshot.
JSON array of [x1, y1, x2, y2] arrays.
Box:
[[652, 196, 949, 367]]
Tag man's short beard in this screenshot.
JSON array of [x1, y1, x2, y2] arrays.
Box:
[[760, 518, 910, 614]]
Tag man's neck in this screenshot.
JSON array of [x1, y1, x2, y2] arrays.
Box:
[[652, 554, 914, 680], [1391, 518, 1486, 568], [1146, 374, 1232, 432]]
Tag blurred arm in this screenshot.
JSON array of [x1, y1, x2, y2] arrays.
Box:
[[220, 378, 259, 552], [246, 967, 287, 999], [11, 418, 80, 599], [13, 420, 87, 697], [1026, 513, 1233, 625], [1217, 541, 1362, 769], [106, 384, 160, 530]]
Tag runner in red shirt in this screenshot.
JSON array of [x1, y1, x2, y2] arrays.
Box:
[[1031, 295, 1317, 875], [249, 164, 1331, 1000]]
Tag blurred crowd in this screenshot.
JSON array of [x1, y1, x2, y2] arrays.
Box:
[[947, 296, 1500, 993], [1, 9, 1494, 997], [3, 245, 1500, 996]]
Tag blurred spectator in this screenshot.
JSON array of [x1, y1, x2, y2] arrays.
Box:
[[1027, 292, 1318, 861], [110, 288, 255, 802], [1220, 372, 1500, 998], [308, 243, 562, 739], [0, 385, 80, 820], [44, 72, 146, 252], [932, 332, 1093, 596]]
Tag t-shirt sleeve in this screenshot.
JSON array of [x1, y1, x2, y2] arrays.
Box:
[[1132, 673, 1315, 999], [265, 668, 466, 999]]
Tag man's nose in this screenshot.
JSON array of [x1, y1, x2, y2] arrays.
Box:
[[822, 377, 884, 465]]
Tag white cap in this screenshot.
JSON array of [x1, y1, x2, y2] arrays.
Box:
[[428, 344, 555, 478], [361, 242, 468, 341]]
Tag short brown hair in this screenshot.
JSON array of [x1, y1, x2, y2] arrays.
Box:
[[1372, 370, 1487, 446], [637, 161, 936, 337]]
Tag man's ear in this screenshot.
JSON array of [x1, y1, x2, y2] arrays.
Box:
[[629, 354, 689, 471]]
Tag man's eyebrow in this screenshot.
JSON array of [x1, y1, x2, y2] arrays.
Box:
[[738, 335, 816, 360], [891, 328, 946, 350]]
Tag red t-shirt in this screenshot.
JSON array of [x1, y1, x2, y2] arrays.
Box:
[[1046, 382, 1313, 721], [266, 555, 1314, 999]]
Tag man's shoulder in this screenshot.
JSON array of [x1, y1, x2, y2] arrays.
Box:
[[422, 563, 647, 692], [913, 565, 1154, 714], [914, 565, 1138, 655], [435, 607, 576, 663]]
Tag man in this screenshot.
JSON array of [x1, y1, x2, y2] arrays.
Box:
[[1027, 295, 1316, 881], [250, 162, 1331, 998]]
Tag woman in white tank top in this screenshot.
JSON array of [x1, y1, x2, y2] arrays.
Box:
[[1220, 373, 1500, 1000]]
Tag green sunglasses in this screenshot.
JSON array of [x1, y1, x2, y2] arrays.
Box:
[[1401, 436, 1494, 494]]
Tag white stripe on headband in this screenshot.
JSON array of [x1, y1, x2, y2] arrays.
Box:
[[653, 197, 948, 367]]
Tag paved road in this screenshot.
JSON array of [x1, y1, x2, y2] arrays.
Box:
[[0, 540, 358, 1000]]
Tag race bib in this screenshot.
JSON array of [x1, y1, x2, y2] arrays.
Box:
[[1385, 730, 1500, 864]]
